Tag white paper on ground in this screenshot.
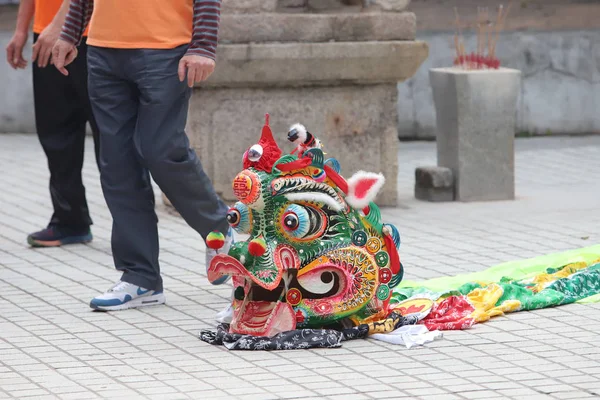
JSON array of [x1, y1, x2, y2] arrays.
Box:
[[369, 325, 443, 348]]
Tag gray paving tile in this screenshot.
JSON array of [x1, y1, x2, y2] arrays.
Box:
[[1, 134, 600, 399]]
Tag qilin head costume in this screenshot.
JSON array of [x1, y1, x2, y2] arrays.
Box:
[[207, 115, 404, 337]]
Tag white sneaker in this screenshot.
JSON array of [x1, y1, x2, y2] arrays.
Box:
[[206, 228, 235, 285], [89, 281, 165, 311], [216, 304, 234, 324]]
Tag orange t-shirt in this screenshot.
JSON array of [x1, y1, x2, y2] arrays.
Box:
[[33, 0, 89, 36], [87, 0, 194, 49]]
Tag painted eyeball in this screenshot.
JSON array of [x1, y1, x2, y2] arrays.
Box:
[[283, 213, 299, 230], [227, 209, 240, 225], [227, 202, 252, 234], [282, 205, 305, 236], [247, 144, 263, 162], [280, 204, 327, 241]]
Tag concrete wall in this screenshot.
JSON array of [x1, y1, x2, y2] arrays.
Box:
[[398, 30, 600, 139], [1, 31, 35, 133], [2, 28, 600, 137]]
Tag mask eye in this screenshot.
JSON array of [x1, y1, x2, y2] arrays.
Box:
[[227, 202, 252, 234], [279, 204, 327, 241], [283, 212, 300, 231], [227, 209, 240, 225], [247, 144, 263, 162]]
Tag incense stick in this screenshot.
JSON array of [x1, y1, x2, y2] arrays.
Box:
[[452, 2, 509, 70]]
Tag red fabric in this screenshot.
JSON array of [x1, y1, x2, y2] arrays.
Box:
[[420, 296, 476, 331], [323, 165, 348, 194], [276, 158, 312, 172]]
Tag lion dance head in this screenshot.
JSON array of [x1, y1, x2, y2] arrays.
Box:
[[208, 115, 404, 336]]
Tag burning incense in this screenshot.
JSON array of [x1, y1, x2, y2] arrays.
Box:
[[453, 1, 512, 70]]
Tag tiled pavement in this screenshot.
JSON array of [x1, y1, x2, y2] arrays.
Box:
[[1, 133, 600, 400]]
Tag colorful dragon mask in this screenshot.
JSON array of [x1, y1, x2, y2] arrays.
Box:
[[207, 115, 404, 337]]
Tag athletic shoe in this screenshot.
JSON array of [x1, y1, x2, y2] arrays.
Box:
[[27, 226, 92, 247], [89, 281, 165, 311]]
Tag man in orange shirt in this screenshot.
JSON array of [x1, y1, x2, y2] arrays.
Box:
[[5, 0, 99, 247], [51, 0, 234, 312]]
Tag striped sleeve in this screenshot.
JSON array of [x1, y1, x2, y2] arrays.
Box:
[[186, 0, 221, 60], [59, 0, 94, 46]]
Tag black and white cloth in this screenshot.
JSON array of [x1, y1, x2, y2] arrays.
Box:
[[199, 323, 369, 350], [199, 314, 421, 350]]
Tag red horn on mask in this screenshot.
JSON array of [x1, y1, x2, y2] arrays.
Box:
[[243, 114, 283, 173]]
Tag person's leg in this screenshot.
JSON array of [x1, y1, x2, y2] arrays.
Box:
[[132, 47, 232, 284], [134, 47, 229, 238], [86, 46, 164, 310], [28, 33, 93, 247], [70, 37, 100, 170]]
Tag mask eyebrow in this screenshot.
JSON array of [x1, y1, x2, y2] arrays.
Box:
[[284, 192, 344, 212]]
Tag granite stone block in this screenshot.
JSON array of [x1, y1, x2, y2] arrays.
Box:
[[187, 85, 400, 206], [219, 12, 417, 44], [414, 166, 454, 202], [429, 67, 521, 202], [201, 41, 429, 88]]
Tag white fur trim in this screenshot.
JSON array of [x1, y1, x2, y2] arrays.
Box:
[[289, 123, 307, 144], [285, 192, 344, 212], [345, 171, 385, 210]]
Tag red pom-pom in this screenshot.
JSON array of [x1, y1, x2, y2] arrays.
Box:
[[248, 237, 267, 257], [206, 231, 225, 250]]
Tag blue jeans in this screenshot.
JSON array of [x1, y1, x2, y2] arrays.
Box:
[[87, 45, 229, 291]]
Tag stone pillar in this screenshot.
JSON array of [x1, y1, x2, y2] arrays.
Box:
[[180, 0, 428, 207], [430, 67, 521, 202]]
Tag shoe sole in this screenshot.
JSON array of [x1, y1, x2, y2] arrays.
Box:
[[90, 292, 166, 311], [28, 234, 93, 248]]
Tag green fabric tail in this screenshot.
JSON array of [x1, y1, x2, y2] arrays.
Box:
[[396, 245, 600, 305]]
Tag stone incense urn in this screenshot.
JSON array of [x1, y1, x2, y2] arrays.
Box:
[[430, 67, 521, 202]]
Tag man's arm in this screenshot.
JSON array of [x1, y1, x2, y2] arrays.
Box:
[[5, 0, 35, 69], [186, 0, 221, 60], [31, 0, 72, 67], [52, 0, 92, 75], [50, 0, 72, 28], [13, 0, 35, 37], [59, 0, 94, 46]]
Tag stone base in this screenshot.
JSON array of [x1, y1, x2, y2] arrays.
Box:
[[415, 187, 454, 202], [187, 84, 401, 206], [430, 67, 520, 202]]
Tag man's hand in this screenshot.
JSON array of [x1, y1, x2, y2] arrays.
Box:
[[178, 54, 215, 88], [32, 23, 61, 68], [51, 38, 78, 76], [6, 31, 28, 69]]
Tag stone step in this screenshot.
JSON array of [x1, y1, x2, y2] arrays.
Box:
[[223, 0, 411, 14], [203, 40, 429, 88], [220, 12, 416, 44]]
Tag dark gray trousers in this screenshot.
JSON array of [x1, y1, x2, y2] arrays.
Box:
[[87, 45, 229, 292]]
